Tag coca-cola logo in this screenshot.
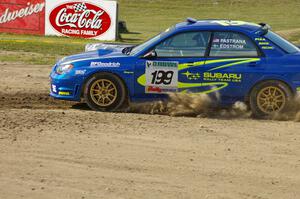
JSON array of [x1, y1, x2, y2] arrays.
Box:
[[49, 2, 111, 38]]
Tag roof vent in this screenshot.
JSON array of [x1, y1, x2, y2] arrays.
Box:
[[186, 17, 197, 24]]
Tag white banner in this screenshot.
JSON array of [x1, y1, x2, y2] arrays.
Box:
[[45, 0, 117, 40]]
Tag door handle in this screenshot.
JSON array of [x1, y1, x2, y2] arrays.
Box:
[[248, 62, 258, 67]]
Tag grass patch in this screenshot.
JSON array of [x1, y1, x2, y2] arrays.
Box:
[[0, 52, 56, 65], [1, 0, 300, 64]]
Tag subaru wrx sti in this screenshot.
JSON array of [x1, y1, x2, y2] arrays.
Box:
[[50, 18, 300, 117]]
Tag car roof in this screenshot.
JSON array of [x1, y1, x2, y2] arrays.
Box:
[[175, 19, 263, 33]]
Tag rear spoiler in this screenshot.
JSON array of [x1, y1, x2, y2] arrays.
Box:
[[258, 23, 272, 30], [255, 23, 272, 35]]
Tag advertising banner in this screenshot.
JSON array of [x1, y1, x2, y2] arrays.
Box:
[[0, 0, 45, 35], [45, 0, 117, 40]]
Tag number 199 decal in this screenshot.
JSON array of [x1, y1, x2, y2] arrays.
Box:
[[151, 70, 174, 85], [145, 61, 178, 94]]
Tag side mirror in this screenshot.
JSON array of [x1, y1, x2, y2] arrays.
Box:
[[143, 50, 157, 59]]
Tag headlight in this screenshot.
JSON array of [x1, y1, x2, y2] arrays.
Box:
[[55, 64, 73, 75]]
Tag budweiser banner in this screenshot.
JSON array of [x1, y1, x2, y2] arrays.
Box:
[[0, 0, 45, 35], [45, 0, 117, 40]]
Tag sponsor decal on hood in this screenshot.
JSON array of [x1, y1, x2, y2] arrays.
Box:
[[90, 61, 120, 67]]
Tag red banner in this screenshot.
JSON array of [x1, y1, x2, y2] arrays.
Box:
[[0, 0, 45, 35]]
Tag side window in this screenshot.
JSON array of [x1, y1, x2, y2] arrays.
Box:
[[210, 32, 258, 57], [154, 32, 211, 57]]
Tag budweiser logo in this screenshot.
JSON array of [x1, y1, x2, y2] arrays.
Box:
[[49, 2, 111, 38], [0, 2, 45, 24]]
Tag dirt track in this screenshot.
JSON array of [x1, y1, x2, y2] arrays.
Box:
[[0, 62, 300, 199]]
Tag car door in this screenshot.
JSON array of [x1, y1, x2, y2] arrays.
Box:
[[202, 31, 264, 103], [134, 31, 211, 98]]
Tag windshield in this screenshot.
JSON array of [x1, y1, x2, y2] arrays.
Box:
[[264, 31, 300, 54], [130, 27, 174, 56]]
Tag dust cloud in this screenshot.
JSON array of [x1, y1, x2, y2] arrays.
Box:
[[128, 93, 251, 119], [272, 94, 300, 122], [128, 93, 300, 121]]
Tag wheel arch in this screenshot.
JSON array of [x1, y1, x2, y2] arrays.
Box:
[[80, 70, 130, 100], [245, 78, 295, 103]]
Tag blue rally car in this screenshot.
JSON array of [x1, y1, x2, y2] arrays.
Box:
[[50, 18, 300, 117]]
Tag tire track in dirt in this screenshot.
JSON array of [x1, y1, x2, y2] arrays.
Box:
[[0, 92, 75, 110], [1, 107, 299, 199]]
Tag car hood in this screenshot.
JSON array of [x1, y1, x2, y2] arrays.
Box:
[[85, 43, 134, 52], [58, 43, 135, 65]]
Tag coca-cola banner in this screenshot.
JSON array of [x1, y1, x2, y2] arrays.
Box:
[[45, 0, 117, 40], [0, 0, 45, 35]]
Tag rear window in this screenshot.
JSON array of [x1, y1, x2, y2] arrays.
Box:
[[264, 31, 300, 54], [209, 32, 258, 57]]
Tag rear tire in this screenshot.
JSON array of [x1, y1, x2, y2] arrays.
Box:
[[249, 80, 293, 118], [84, 73, 127, 111]]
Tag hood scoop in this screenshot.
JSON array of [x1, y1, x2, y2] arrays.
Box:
[[85, 43, 134, 52]]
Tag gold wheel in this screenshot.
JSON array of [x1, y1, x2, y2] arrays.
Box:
[[90, 79, 118, 107], [257, 86, 286, 114]]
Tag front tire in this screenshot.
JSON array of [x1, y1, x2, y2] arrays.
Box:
[[84, 73, 127, 111], [249, 80, 293, 118]]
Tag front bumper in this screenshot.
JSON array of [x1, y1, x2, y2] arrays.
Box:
[[50, 71, 84, 102]]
